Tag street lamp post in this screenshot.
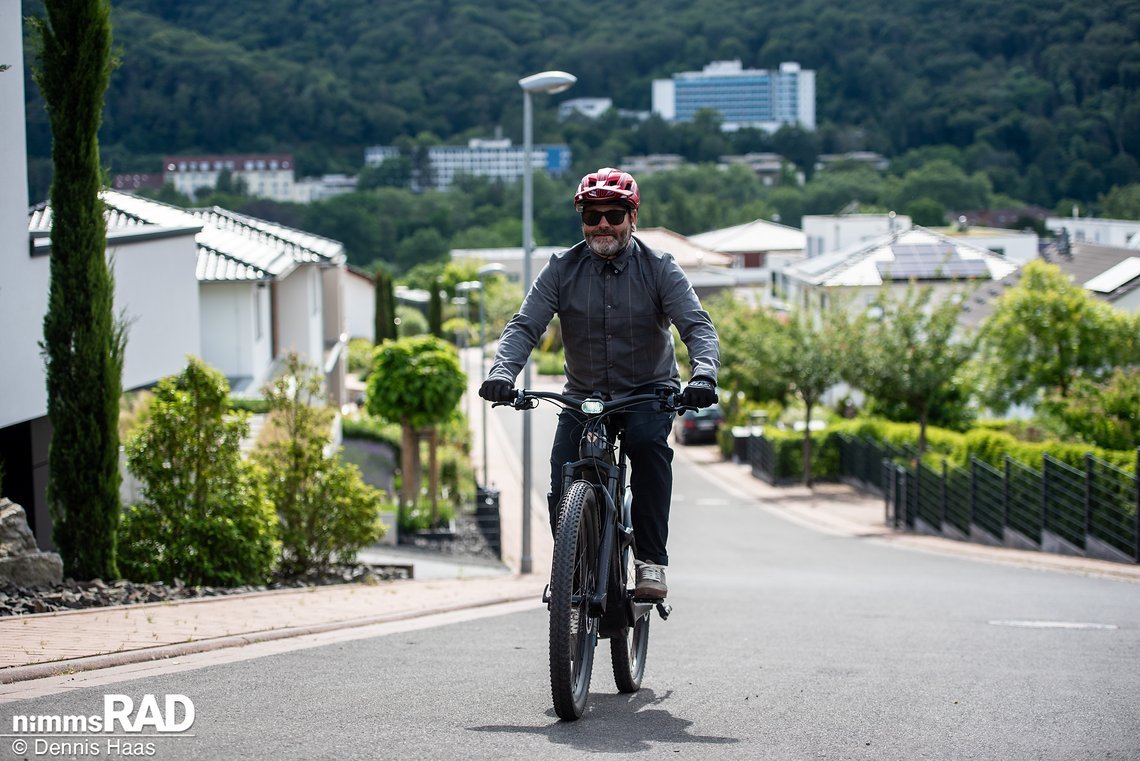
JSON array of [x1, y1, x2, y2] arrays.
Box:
[[518, 70, 575, 575]]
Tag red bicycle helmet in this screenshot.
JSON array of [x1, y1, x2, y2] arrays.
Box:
[[573, 167, 640, 211]]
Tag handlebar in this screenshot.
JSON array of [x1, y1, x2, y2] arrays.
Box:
[[493, 388, 696, 416]]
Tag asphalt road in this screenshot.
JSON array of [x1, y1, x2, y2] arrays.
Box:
[[2, 404, 1138, 760]]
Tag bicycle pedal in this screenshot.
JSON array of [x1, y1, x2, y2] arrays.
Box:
[[656, 602, 672, 620]]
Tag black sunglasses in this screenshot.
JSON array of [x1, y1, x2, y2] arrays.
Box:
[[581, 208, 629, 226]]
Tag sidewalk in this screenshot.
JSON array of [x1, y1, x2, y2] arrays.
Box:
[[2, 362, 1137, 687]]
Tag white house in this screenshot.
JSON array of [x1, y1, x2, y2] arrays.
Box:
[[1, 6, 205, 547], [780, 226, 1021, 318], [343, 266, 377, 340], [1046, 216, 1140, 249], [933, 224, 1040, 265], [801, 213, 913, 258], [86, 194, 351, 401]]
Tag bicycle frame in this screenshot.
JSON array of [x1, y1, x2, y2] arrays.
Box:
[[500, 387, 689, 720], [503, 388, 682, 626]]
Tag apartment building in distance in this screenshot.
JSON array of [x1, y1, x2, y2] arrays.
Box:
[[163, 153, 297, 202], [363, 138, 572, 191], [652, 61, 816, 132]]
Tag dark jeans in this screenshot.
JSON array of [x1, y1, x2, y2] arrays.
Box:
[[546, 394, 675, 566]]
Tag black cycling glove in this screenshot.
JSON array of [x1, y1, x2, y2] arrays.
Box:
[[479, 378, 515, 403], [679, 377, 717, 409]]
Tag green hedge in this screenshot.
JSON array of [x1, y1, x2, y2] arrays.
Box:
[[342, 416, 403, 457], [227, 397, 270, 414], [741, 417, 1137, 482], [827, 417, 1136, 473], [758, 427, 842, 482]]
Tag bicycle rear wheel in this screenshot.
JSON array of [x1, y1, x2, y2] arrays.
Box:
[[611, 547, 650, 693], [549, 480, 600, 721]]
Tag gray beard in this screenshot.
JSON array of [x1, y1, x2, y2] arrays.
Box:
[[586, 229, 630, 259]]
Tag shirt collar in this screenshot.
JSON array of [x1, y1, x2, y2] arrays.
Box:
[[587, 237, 636, 273]]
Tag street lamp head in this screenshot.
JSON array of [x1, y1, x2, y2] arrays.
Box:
[[518, 70, 576, 95]]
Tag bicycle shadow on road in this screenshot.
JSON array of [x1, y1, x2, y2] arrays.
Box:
[[468, 688, 740, 752]]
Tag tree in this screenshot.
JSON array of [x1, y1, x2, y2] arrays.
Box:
[[365, 336, 466, 526], [428, 279, 444, 338], [703, 293, 788, 403], [977, 260, 1138, 410], [119, 358, 278, 586], [373, 270, 396, 343], [775, 307, 852, 487], [1098, 183, 1140, 219], [853, 284, 978, 454], [1037, 367, 1139, 451], [32, 0, 125, 580], [253, 354, 385, 576]]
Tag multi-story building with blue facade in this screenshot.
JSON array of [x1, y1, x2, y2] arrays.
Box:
[[364, 138, 572, 191], [652, 61, 815, 132]]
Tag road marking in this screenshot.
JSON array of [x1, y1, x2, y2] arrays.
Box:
[[988, 620, 1118, 630]]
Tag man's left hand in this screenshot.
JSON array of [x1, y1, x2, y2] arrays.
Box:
[[680, 377, 717, 408]]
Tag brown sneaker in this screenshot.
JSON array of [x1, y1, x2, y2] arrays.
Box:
[[634, 562, 667, 600]]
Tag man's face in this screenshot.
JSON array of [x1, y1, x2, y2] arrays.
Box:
[[581, 204, 637, 258]]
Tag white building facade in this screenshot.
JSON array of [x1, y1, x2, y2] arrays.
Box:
[[1045, 216, 1140, 249], [163, 153, 297, 202], [652, 61, 816, 132]]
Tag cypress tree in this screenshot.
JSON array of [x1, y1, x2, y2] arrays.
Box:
[[428, 280, 443, 338], [32, 0, 125, 580], [374, 270, 394, 343]]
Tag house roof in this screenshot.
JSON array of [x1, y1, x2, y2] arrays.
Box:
[[634, 228, 733, 269], [29, 191, 344, 283], [956, 241, 1140, 331], [690, 218, 805, 254], [451, 230, 733, 271], [784, 226, 1018, 288]]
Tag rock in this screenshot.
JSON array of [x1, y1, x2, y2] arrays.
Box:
[[0, 499, 63, 587]]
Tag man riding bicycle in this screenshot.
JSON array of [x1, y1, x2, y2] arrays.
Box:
[[479, 167, 720, 601]]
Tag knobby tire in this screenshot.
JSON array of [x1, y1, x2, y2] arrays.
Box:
[[549, 480, 599, 721]]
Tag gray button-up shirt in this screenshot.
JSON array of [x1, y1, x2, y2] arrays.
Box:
[[487, 236, 720, 397]]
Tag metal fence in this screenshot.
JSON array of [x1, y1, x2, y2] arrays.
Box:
[[838, 435, 1140, 564]]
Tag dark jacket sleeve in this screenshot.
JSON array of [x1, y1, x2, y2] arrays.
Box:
[[658, 255, 720, 384]]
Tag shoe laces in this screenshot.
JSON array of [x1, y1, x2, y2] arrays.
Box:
[[638, 564, 664, 582]]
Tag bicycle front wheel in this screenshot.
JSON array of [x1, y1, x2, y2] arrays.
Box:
[[549, 480, 600, 721]]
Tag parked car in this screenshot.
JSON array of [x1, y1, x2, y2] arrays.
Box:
[[672, 404, 725, 445]]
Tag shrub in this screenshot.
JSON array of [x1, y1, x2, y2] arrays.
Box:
[[119, 358, 279, 586], [227, 396, 271, 414], [347, 337, 375, 375], [535, 349, 565, 376], [759, 428, 841, 482], [342, 415, 403, 455], [399, 497, 457, 533], [254, 354, 386, 576]]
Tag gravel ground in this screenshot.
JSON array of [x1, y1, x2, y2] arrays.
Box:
[[1, 510, 498, 617]]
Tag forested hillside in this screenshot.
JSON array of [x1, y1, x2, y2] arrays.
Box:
[[20, 0, 1140, 265]]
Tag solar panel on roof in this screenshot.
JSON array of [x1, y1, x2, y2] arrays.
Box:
[[878, 243, 991, 281], [1084, 257, 1140, 293]]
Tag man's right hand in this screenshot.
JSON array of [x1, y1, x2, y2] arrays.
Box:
[[479, 378, 515, 403]]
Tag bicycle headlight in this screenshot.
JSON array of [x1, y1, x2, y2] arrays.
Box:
[[580, 399, 604, 415]]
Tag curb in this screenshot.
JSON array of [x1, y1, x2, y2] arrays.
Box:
[[0, 586, 538, 685]]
